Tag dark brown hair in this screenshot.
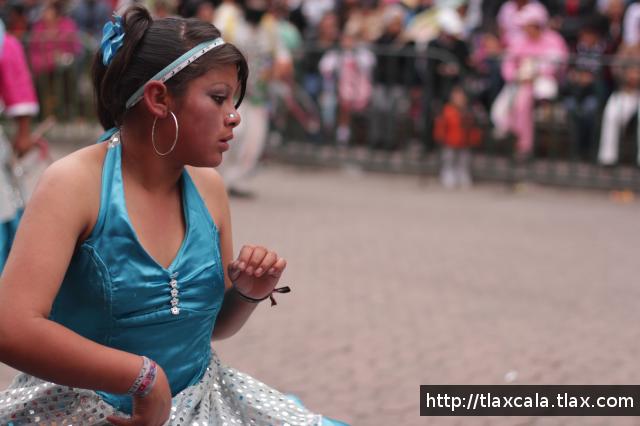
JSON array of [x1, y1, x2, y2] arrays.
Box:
[[92, 5, 249, 130]]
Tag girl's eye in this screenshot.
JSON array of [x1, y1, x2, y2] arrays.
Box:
[[211, 95, 226, 105]]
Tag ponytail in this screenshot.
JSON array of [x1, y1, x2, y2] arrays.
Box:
[[92, 6, 152, 129]]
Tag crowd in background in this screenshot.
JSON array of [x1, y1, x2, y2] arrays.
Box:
[[2, 0, 640, 174]]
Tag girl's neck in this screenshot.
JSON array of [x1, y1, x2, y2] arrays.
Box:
[[119, 123, 184, 194]]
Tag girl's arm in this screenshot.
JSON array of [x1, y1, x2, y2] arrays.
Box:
[[0, 152, 171, 408], [187, 167, 286, 341], [206, 171, 260, 340]]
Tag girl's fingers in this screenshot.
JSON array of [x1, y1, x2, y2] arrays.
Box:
[[228, 262, 242, 281], [267, 257, 287, 277], [235, 245, 255, 271], [245, 246, 267, 276], [233, 245, 286, 278], [255, 251, 278, 277]]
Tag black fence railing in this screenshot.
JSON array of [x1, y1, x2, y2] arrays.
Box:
[[5, 37, 639, 191], [266, 45, 640, 191]]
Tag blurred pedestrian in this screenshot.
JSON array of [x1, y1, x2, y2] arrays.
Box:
[[181, 0, 215, 21], [496, 0, 534, 46], [70, 0, 113, 40], [370, 5, 412, 150], [319, 27, 376, 144], [597, 43, 640, 166], [545, 0, 598, 46], [426, 8, 469, 107], [28, 1, 82, 76], [434, 85, 481, 188], [0, 19, 39, 272], [491, 2, 568, 158], [217, 0, 293, 197], [302, 10, 339, 105], [28, 0, 82, 119], [562, 19, 607, 160], [424, 8, 470, 149]]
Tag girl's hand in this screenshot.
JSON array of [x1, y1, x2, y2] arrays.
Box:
[[107, 366, 172, 426], [228, 245, 287, 299]]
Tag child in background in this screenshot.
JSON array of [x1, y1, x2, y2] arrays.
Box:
[[434, 85, 482, 188], [562, 19, 607, 160], [319, 28, 376, 144]]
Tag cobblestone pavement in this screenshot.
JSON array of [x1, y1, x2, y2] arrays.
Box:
[[2, 140, 640, 426]]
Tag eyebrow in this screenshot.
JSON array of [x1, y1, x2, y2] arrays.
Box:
[[209, 83, 234, 91]]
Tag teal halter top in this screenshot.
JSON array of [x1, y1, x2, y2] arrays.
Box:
[[49, 136, 226, 414]]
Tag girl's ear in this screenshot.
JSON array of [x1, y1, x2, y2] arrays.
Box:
[[142, 81, 173, 118]]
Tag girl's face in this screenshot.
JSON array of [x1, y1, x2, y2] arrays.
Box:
[[173, 64, 241, 167]]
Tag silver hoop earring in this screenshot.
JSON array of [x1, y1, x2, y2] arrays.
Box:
[[152, 111, 179, 156]]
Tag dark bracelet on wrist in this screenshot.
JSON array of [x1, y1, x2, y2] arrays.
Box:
[[231, 282, 291, 307]]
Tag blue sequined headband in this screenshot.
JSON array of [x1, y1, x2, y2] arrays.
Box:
[[99, 15, 226, 110]]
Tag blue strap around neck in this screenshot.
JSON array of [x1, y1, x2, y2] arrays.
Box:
[[97, 127, 119, 143]]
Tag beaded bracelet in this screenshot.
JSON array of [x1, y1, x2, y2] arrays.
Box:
[[232, 282, 291, 306], [127, 356, 158, 398]]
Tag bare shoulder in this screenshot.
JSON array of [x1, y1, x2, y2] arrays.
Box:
[[44, 143, 104, 181], [32, 143, 107, 241], [38, 143, 105, 196], [185, 166, 229, 230]]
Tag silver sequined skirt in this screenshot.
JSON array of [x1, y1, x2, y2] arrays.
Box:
[[0, 351, 324, 425]]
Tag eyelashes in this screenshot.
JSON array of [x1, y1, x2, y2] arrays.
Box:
[[211, 95, 227, 105]]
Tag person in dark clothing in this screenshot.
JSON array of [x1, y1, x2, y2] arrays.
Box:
[[562, 18, 607, 160], [301, 11, 339, 103], [424, 8, 470, 150], [545, 0, 598, 46], [70, 0, 112, 40], [370, 6, 412, 150]]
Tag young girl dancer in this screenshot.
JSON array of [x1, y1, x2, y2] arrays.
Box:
[[0, 7, 344, 425]]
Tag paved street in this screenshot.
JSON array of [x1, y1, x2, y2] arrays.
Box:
[[2, 139, 640, 425]]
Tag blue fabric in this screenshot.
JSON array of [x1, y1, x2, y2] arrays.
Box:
[[49, 141, 226, 414], [0, 209, 23, 274], [287, 394, 351, 426], [100, 16, 124, 66], [97, 127, 119, 143]]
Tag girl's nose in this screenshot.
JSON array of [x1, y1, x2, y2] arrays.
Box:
[[225, 111, 241, 127]]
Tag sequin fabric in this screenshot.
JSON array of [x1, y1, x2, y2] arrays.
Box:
[[0, 351, 323, 425]]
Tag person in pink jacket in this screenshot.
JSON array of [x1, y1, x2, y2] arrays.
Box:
[[0, 20, 39, 273], [497, 0, 536, 47], [497, 3, 569, 157], [28, 1, 82, 76]]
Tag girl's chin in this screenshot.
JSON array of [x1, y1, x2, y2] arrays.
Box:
[[189, 154, 223, 168]]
